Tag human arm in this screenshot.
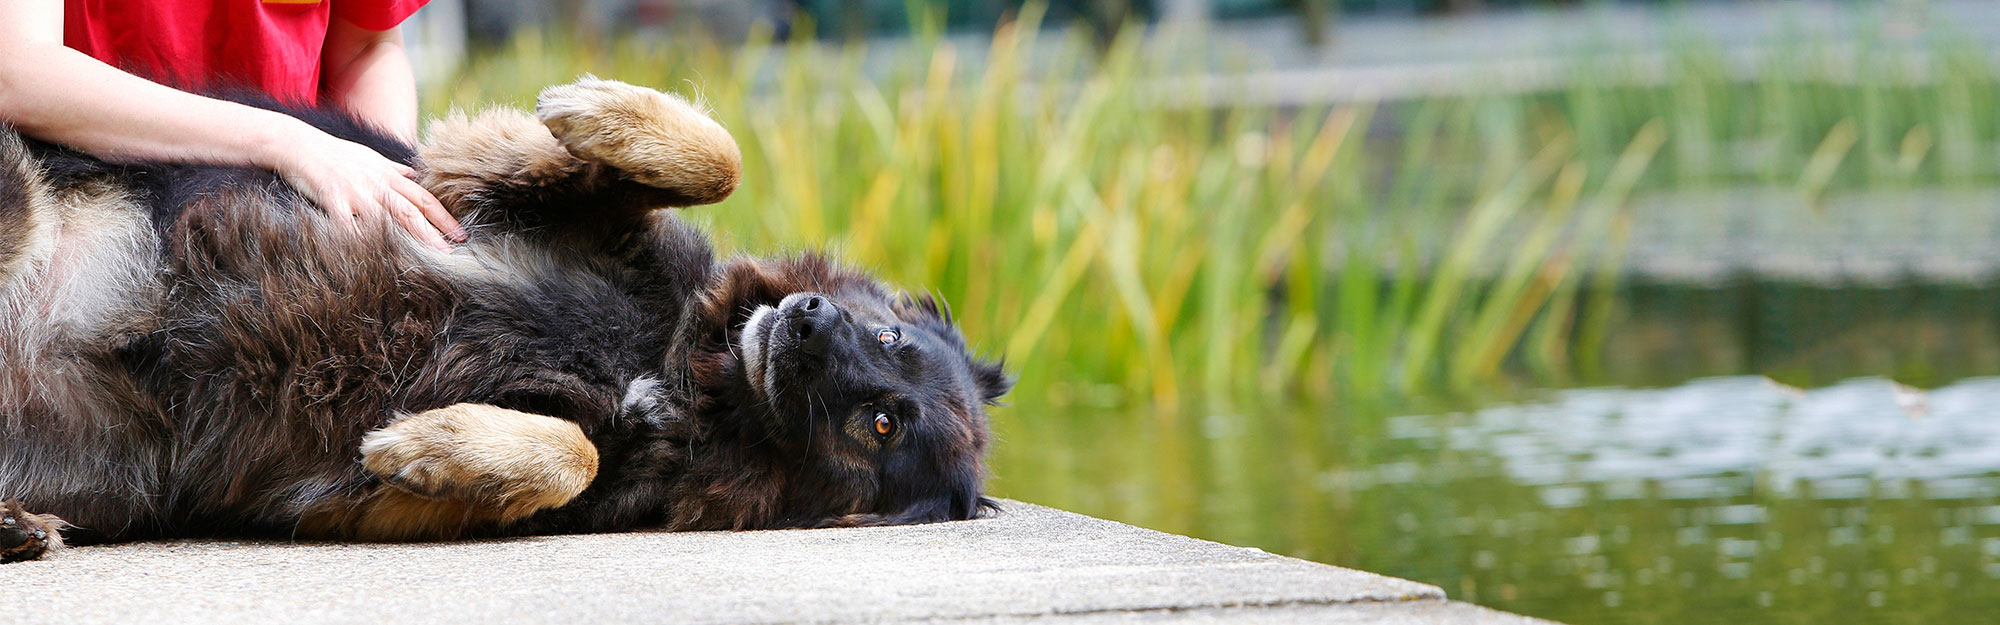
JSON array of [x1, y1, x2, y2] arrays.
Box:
[[0, 0, 462, 249], [320, 17, 420, 142]]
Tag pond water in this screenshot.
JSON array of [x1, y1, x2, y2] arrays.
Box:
[[989, 375, 2000, 624]]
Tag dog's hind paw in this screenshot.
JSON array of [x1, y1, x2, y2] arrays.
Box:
[[0, 500, 65, 563], [535, 76, 741, 205], [361, 404, 599, 522]]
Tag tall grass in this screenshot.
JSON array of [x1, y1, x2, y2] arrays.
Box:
[[426, 12, 2000, 411]]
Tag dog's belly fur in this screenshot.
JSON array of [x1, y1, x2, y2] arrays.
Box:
[[0, 143, 168, 538], [0, 133, 672, 541]]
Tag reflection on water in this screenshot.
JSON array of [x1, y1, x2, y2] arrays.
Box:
[[1427, 377, 2000, 501], [991, 376, 2000, 624]]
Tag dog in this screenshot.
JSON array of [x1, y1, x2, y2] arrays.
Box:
[[0, 77, 1008, 562]]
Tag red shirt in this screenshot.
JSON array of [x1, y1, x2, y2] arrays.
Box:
[[63, 0, 428, 105]]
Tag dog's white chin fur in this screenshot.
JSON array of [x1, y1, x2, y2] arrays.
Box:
[[739, 305, 776, 399]]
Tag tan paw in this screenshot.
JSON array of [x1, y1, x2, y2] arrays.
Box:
[[0, 500, 66, 563], [360, 404, 599, 521], [536, 76, 742, 205]]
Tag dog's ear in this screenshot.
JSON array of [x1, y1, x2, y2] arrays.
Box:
[[891, 291, 952, 323], [889, 487, 991, 525], [826, 492, 992, 528], [971, 358, 1013, 405], [850, 448, 990, 526]]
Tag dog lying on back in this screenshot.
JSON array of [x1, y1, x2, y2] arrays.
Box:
[[0, 78, 1008, 562]]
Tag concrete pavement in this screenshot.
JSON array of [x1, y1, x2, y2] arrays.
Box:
[[0, 500, 1553, 624]]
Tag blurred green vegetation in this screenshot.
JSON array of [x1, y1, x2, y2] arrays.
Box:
[[425, 7, 2000, 412]]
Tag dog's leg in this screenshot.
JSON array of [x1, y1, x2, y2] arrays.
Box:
[[303, 404, 599, 541], [0, 500, 66, 563], [533, 77, 741, 202], [419, 77, 740, 229]]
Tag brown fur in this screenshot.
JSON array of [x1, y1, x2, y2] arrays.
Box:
[[342, 403, 598, 539], [419, 109, 587, 217], [421, 77, 740, 234], [537, 77, 741, 203], [298, 404, 597, 542]]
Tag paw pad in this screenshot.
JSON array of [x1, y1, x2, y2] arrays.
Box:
[[0, 501, 63, 563]]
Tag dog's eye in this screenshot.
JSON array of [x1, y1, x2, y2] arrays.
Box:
[[875, 328, 901, 346], [873, 412, 894, 437]]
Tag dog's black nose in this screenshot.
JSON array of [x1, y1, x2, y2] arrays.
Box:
[[781, 293, 840, 356]]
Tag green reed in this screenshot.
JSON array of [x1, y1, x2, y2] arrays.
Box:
[[425, 11, 2000, 411]]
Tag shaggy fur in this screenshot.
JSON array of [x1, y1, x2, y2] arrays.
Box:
[[0, 78, 1007, 561]]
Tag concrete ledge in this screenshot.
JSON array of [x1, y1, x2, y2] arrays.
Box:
[[943, 601, 1556, 624], [0, 501, 1554, 624]]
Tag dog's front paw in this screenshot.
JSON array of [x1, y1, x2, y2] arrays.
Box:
[[535, 76, 741, 205], [360, 404, 599, 520], [0, 500, 65, 563]]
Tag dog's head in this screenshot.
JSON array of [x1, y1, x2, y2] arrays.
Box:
[[698, 254, 1009, 527]]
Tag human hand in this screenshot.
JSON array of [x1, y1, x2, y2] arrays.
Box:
[[273, 128, 465, 251]]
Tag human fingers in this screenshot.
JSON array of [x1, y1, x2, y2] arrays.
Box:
[[390, 175, 465, 243], [321, 193, 360, 236], [380, 188, 452, 252], [278, 169, 349, 235]]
